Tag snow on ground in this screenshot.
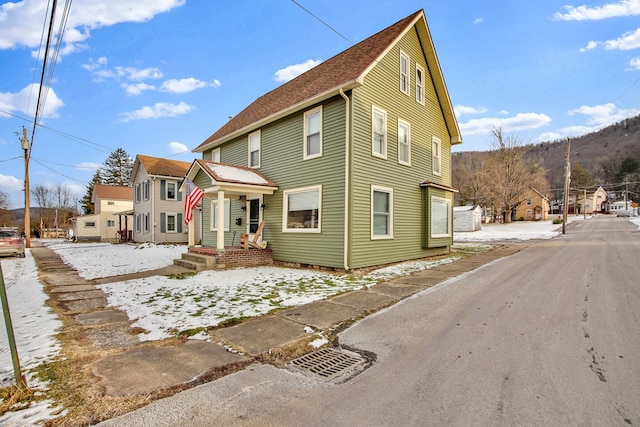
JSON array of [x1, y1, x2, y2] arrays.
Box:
[[2, 215, 636, 424]]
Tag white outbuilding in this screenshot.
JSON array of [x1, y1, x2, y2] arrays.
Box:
[[454, 205, 483, 232]]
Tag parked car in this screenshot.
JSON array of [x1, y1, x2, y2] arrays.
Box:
[[0, 228, 25, 258], [616, 210, 633, 217]]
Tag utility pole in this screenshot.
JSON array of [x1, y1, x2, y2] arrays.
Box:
[[562, 138, 571, 234], [583, 187, 587, 219], [21, 127, 31, 248]]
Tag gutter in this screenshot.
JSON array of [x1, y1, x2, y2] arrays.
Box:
[[340, 88, 350, 270]]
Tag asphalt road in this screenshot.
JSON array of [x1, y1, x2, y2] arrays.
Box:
[[102, 216, 640, 427]]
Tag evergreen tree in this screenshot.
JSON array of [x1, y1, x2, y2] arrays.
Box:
[[80, 169, 102, 215], [102, 148, 133, 186]]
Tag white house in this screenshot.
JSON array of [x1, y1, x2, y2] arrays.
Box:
[[71, 185, 133, 242]]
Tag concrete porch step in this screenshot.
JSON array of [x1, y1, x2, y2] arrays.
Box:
[[173, 253, 217, 272]]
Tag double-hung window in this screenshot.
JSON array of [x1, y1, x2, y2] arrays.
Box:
[[143, 180, 150, 200], [135, 184, 141, 203], [372, 106, 387, 158], [211, 199, 230, 231], [398, 120, 411, 166], [432, 136, 442, 176], [283, 186, 321, 232], [416, 65, 425, 105], [166, 214, 177, 232], [400, 51, 410, 95], [304, 107, 322, 159], [211, 148, 221, 162], [371, 185, 393, 239], [249, 130, 261, 168], [166, 181, 177, 200]]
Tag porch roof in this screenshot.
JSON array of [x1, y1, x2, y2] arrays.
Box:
[[185, 159, 278, 196]]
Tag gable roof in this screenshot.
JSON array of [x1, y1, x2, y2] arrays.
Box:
[[92, 184, 133, 202], [183, 159, 278, 196], [194, 9, 461, 152], [131, 154, 191, 182]]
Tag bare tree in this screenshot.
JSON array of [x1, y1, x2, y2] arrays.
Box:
[[453, 152, 491, 206], [484, 127, 548, 222], [31, 185, 55, 209], [54, 184, 73, 209], [0, 191, 9, 210]]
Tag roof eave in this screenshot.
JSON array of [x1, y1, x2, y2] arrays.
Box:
[[193, 79, 363, 153]]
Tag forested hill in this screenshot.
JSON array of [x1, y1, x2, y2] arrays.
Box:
[[454, 114, 640, 190]]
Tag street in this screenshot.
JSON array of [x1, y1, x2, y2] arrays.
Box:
[[101, 215, 640, 427]]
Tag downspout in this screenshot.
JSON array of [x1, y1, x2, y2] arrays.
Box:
[[151, 177, 156, 244], [340, 88, 350, 270]]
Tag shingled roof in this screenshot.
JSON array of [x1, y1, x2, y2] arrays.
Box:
[[132, 154, 191, 182], [194, 9, 460, 152], [92, 184, 133, 202]]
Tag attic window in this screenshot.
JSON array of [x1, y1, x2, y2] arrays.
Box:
[[416, 65, 425, 105], [249, 130, 261, 168], [400, 51, 410, 96], [372, 106, 387, 159], [304, 107, 322, 160]]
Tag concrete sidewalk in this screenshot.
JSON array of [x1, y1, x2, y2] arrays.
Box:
[[31, 242, 524, 398]]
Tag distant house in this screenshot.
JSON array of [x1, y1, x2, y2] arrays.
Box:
[[576, 186, 608, 214], [184, 9, 462, 270], [513, 187, 549, 221], [71, 185, 133, 242], [454, 206, 482, 232], [130, 155, 197, 244]]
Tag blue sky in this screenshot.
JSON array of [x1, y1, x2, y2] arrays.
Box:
[[1, 0, 639, 209]]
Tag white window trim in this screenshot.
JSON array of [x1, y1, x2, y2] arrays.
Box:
[[135, 183, 141, 203], [166, 181, 178, 201], [432, 136, 442, 176], [371, 185, 394, 239], [248, 130, 261, 168], [211, 147, 221, 162], [143, 180, 150, 201], [372, 106, 387, 159], [430, 196, 451, 238], [144, 213, 150, 233], [416, 64, 425, 105], [400, 50, 410, 96], [303, 106, 323, 160], [210, 199, 230, 231], [282, 185, 322, 233], [398, 119, 411, 166], [166, 212, 178, 233]]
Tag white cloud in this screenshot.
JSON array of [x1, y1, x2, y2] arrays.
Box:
[[118, 101, 195, 122], [159, 78, 219, 93], [454, 105, 488, 118], [0, 173, 23, 192], [0, 84, 64, 118], [459, 112, 552, 136], [82, 56, 108, 71], [124, 83, 156, 96], [0, 0, 186, 54], [630, 56, 640, 69], [583, 27, 640, 51], [167, 141, 189, 154], [554, 0, 640, 21], [274, 59, 322, 82], [75, 162, 102, 171], [568, 102, 640, 125], [93, 66, 164, 82], [473, 18, 483, 24]]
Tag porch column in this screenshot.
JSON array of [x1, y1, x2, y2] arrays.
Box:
[[217, 190, 225, 251], [188, 219, 195, 247]]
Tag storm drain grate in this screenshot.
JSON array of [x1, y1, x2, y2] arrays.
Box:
[[289, 348, 368, 382]]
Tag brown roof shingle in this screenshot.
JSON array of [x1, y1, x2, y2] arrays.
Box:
[[194, 10, 423, 152], [92, 184, 133, 201], [136, 155, 191, 179]]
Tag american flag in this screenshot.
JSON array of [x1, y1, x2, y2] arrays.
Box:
[[184, 178, 204, 225]]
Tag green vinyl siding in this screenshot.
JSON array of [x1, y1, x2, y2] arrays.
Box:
[[348, 26, 451, 268], [422, 186, 454, 248]]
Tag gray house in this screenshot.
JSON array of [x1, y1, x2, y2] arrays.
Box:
[[184, 9, 462, 270]]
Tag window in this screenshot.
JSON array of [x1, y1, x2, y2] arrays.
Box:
[[526, 199, 532, 206], [166, 214, 177, 233], [107, 201, 115, 205], [372, 106, 387, 158], [249, 130, 260, 168], [431, 197, 450, 238], [135, 184, 141, 203], [371, 186, 393, 239], [107, 220, 115, 227], [304, 107, 322, 159], [135, 215, 141, 232], [143, 213, 150, 233], [211, 148, 221, 162], [398, 120, 411, 165], [283, 186, 321, 232], [210, 199, 230, 231], [416, 65, 425, 104], [166, 181, 177, 200], [432, 136, 442, 176], [400, 51, 410, 95], [143, 180, 150, 200], [85, 221, 96, 228]]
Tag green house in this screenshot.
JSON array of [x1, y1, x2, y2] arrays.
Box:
[[185, 9, 462, 270]]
